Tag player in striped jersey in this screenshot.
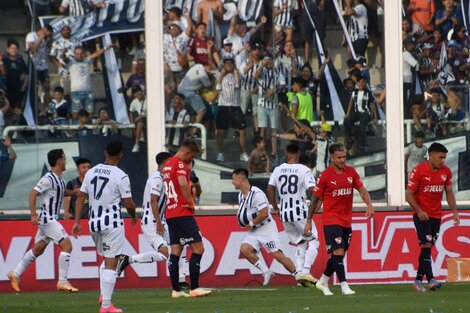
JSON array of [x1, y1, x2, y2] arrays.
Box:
[[232, 168, 316, 286], [72, 141, 137, 313], [8, 149, 79, 293], [267, 144, 319, 287]]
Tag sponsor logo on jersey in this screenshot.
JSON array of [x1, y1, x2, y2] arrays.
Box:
[[180, 237, 194, 245], [423, 185, 444, 192], [335, 237, 342, 244], [332, 188, 353, 196]]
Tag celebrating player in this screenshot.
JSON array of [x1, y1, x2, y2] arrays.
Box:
[[8, 149, 78, 293], [232, 168, 314, 286], [267, 144, 319, 287], [72, 140, 138, 313], [162, 138, 211, 298], [307, 143, 374, 296], [406, 142, 460, 292]]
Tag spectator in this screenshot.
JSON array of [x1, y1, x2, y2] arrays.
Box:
[[196, 0, 223, 49], [50, 25, 79, 98], [94, 107, 117, 136], [410, 95, 427, 131], [26, 24, 53, 109], [66, 45, 112, 120], [227, 14, 267, 69], [344, 75, 378, 155], [59, 0, 105, 16], [131, 40, 145, 75], [446, 40, 469, 83], [254, 53, 286, 160], [74, 109, 93, 137], [276, 119, 316, 155], [418, 42, 438, 88], [43, 86, 71, 137], [288, 78, 314, 124], [299, 0, 325, 62], [345, 0, 369, 58], [0, 135, 16, 164], [2, 39, 27, 112], [402, 18, 412, 41], [407, 0, 436, 35], [187, 22, 220, 70], [277, 40, 304, 91], [0, 91, 10, 135], [119, 58, 146, 95], [299, 58, 328, 112], [405, 131, 427, 178], [64, 157, 91, 219], [312, 123, 334, 177], [452, 24, 470, 58], [163, 11, 192, 84], [219, 37, 235, 67], [403, 35, 419, 116], [165, 7, 187, 30], [166, 93, 190, 152], [129, 87, 147, 153], [214, 56, 249, 162], [425, 87, 446, 137], [435, 0, 462, 36], [0, 55, 5, 91], [248, 136, 271, 176], [273, 0, 299, 42]]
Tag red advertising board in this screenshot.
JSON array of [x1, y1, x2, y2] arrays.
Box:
[[1, 211, 469, 292]]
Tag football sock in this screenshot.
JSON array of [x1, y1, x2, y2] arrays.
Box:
[[131, 251, 165, 263], [254, 259, 269, 274], [319, 274, 330, 285], [304, 240, 319, 271], [178, 252, 187, 283], [101, 269, 116, 308], [168, 254, 181, 291], [420, 247, 434, 282], [189, 253, 202, 290], [99, 261, 105, 292], [58, 252, 71, 283], [415, 261, 424, 281], [295, 243, 307, 272], [332, 255, 346, 282], [340, 281, 351, 291], [323, 257, 335, 277], [14, 249, 36, 277]]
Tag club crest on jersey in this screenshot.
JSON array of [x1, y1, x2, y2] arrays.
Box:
[[347, 177, 353, 184], [441, 175, 447, 182], [426, 235, 433, 242], [335, 237, 342, 244], [179, 163, 184, 168]]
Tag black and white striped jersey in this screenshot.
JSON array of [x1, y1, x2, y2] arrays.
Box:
[[237, 186, 272, 228], [81, 163, 132, 232], [217, 72, 240, 107], [348, 4, 368, 41], [268, 163, 315, 222], [60, 0, 93, 16], [141, 171, 167, 225], [34, 171, 66, 224], [315, 136, 333, 174], [274, 0, 299, 27], [257, 67, 285, 109], [240, 60, 261, 91]]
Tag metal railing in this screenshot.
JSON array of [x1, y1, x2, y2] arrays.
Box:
[[2, 124, 136, 139], [165, 123, 207, 160]]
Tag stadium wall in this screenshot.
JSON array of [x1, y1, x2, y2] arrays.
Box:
[[1, 211, 469, 292]]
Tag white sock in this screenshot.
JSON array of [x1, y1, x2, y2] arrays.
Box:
[[295, 243, 307, 273], [319, 274, 330, 285], [130, 251, 165, 263], [99, 261, 105, 292], [101, 269, 117, 308], [58, 252, 71, 283], [254, 257, 269, 274], [14, 250, 36, 277], [304, 240, 319, 271], [178, 253, 187, 283], [340, 281, 351, 291]]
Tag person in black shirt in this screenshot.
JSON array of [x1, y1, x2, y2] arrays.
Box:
[[64, 157, 91, 219], [2, 39, 27, 110]]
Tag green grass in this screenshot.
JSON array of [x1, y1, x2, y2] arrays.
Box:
[[1, 284, 470, 313]]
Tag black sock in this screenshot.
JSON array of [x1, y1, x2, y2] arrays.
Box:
[[332, 255, 346, 282], [189, 253, 202, 290], [168, 254, 181, 291], [415, 262, 424, 281], [420, 248, 434, 282], [324, 257, 335, 277]]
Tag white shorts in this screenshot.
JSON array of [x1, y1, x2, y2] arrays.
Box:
[[282, 219, 318, 245], [243, 221, 282, 253], [35, 220, 68, 245], [92, 227, 125, 258], [141, 223, 168, 251]]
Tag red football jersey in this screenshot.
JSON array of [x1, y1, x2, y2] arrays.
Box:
[[162, 156, 193, 219], [188, 37, 214, 66], [313, 165, 363, 227], [407, 161, 452, 219]]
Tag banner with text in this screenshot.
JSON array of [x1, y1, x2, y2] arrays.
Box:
[[1, 211, 469, 292]]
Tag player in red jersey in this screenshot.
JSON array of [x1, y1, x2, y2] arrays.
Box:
[[306, 143, 374, 296], [406, 142, 460, 292], [161, 138, 211, 298]]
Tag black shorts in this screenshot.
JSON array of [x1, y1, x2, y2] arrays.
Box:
[[167, 216, 202, 246], [324, 225, 352, 254], [36, 69, 50, 85], [216, 106, 246, 130], [413, 215, 441, 245]]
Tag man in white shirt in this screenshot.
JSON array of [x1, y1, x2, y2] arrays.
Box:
[[403, 35, 419, 116]]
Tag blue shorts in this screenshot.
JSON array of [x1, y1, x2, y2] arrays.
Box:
[[323, 225, 352, 254], [185, 94, 206, 114], [166, 216, 202, 246]]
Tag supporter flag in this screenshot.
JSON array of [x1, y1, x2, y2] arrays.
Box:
[[461, 0, 469, 31], [332, 0, 357, 60], [302, 0, 347, 121], [23, 59, 36, 127]]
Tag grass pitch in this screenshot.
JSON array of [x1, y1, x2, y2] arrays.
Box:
[[1, 284, 469, 313]]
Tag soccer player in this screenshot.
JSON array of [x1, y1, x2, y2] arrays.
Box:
[[232, 168, 313, 286], [72, 140, 138, 313], [267, 144, 319, 287], [8, 149, 78, 293], [115, 152, 188, 289], [406, 142, 460, 292], [162, 138, 211, 298], [307, 143, 374, 296]]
